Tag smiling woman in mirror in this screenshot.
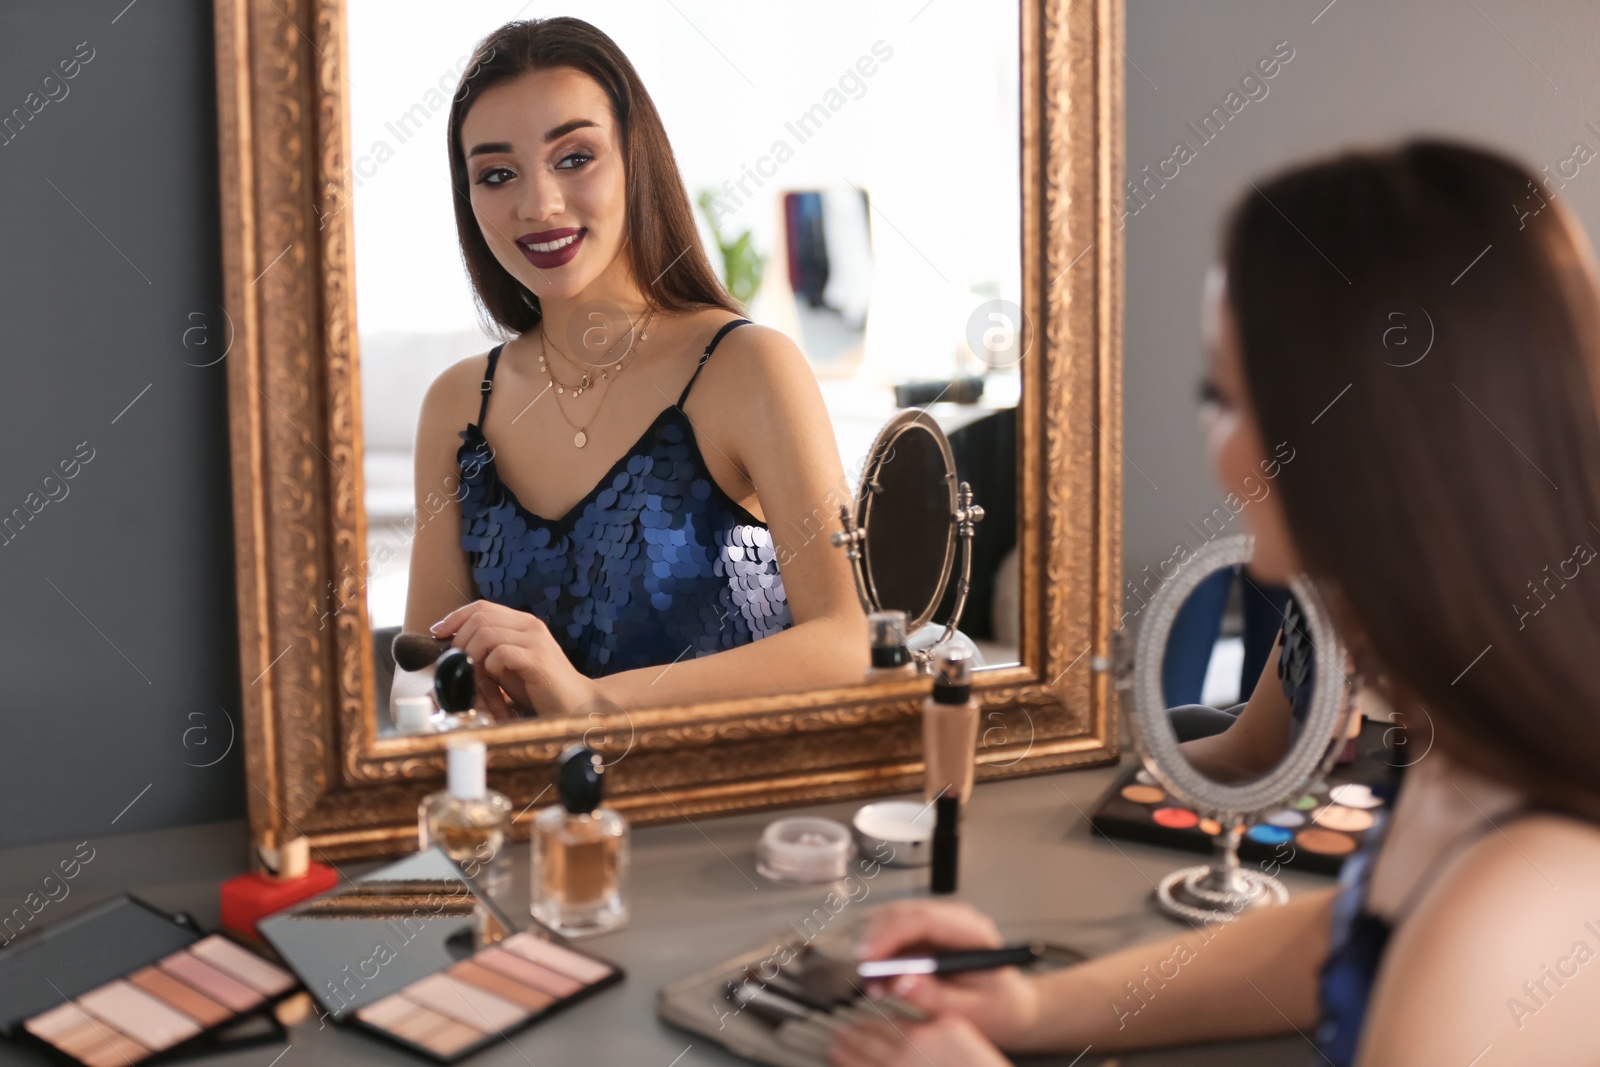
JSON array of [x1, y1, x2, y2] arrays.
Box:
[[404, 17, 868, 719]]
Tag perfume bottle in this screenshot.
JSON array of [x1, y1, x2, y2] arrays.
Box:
[[219, 833, 339, 941], [864, 609, 918, 682], [923, 644, 979, 804], [531, 744, 629, 938], [395, 696, 436, 734], [418, 739, 512, 888], [433, 648, 494, 731]]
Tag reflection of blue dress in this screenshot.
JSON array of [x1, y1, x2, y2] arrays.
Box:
[[455, 318, 793, 678], [1278, 596, 1314, 735]]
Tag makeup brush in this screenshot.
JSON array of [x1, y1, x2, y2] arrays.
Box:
[[855, 943, 1045, 978], [775, 940, 1079, 1007], [392, 631, 451, 671]]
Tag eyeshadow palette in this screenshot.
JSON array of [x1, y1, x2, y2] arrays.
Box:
[[1089, 719, 1401, 876], [259, 848, 622, 1063], [0, 896, 295, 1066]]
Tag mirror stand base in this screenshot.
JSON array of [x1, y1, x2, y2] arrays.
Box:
[[1155, 864, 1289, 926]]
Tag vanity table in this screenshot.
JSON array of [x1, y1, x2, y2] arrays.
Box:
[[0, 762, 1319, 1067]]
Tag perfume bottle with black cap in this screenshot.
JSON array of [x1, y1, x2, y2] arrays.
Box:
[[531, 744, 630, 938], [864, 609, 918, 682], [432, 648, 494, 731]]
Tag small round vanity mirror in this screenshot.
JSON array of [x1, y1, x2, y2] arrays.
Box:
[[1124, 533, 1353, 924], [832, 410, 984, 663]]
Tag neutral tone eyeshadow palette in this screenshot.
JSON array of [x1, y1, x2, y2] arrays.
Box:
[[0, 896, 296, 1066], [1090, 720, 1400, 876], [258, 848, 622, 1063]]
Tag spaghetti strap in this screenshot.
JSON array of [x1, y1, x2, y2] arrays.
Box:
[[676, 318, 752, 406], [476, 344, 505, 426], [1391, 805, 1553, 922]]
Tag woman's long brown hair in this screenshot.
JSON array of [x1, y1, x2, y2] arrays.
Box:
[[446, 17, 740, 337], [1224, 140, 1600, 817]]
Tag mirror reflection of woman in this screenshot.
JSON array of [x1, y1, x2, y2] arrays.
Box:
[[832, 141, 1600, 1065], [404, 18, 868, 718]]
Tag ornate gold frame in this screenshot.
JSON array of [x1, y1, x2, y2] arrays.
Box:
[[214, 0, 1124, 859]]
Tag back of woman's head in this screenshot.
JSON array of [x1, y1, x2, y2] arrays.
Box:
[[1224, 139, 1600, 815]]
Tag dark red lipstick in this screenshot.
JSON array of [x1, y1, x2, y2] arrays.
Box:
[[517, 227, 585, 270]]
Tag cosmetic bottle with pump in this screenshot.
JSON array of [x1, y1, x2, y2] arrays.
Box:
[[531, 744, 630, 938], [418, 738, 512, 889], [922, 644, 979, 804], [864, 610, 919, 682]]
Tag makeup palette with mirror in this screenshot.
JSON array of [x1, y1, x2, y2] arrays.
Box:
[[0, 895, 296, 1066], [258, 848, 622, 1063]]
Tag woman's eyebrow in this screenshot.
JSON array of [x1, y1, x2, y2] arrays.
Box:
[[466, 118, 601, 157]]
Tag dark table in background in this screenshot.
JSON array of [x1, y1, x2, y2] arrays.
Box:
[[0, 759, 1320, 1066]]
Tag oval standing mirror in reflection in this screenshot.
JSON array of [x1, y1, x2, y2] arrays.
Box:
[[858, 411, 959, 633]]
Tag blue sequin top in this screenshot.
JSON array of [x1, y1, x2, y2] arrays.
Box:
[[455, 318, 794, 679]]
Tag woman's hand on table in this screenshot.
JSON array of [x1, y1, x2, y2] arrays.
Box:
[[831, 1015, 1012, 1067], [848, 900, 1043, 1048], [431, 600, 599, 718]]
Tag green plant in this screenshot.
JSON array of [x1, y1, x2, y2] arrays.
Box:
[[697, 190, 765, 309]]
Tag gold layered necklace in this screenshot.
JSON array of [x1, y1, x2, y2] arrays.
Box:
[[536, 306, 656, 448]]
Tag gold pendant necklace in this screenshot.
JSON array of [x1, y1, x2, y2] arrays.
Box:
[[538, 311, 655, 448]]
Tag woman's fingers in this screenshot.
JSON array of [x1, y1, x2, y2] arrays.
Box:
[[831, 1017, 1011, 1067], [484, 643, 547, 693], [829, 1019, 903, 1067], [477, 677, 515, 721], [856, 899, 1003, 960]]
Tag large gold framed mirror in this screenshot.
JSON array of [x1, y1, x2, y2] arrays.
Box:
[[214, 0, 1124, 858]]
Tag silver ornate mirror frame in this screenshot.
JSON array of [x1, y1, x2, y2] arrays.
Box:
[[1122, 533, 1354, 923]]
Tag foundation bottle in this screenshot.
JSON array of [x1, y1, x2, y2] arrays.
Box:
[[531, 744, 630, 938], [418, 739, 512, 888], [864, 610, 918, 682], [922, 645, 979, 804]]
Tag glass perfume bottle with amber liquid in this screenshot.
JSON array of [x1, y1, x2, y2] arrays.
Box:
[[418, 738, 511, 890], [531, 744, 629, 938]]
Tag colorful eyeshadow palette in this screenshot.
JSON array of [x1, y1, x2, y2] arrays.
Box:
[[259, 848, 622, 1063], [1089, 719, 1400, 876], [0, 895, 295, 1065]]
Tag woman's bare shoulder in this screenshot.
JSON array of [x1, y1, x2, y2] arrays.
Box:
[[694, 315, 814, 396], [417, 347, 500, 437], [1359, 812, 1600, 1063]]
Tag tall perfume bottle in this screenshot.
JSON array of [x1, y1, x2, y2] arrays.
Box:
[[923, 644, 979, 804], [864, 610, 918, 682], [418, 739, 512, 888], [531, 744, 629, 938]]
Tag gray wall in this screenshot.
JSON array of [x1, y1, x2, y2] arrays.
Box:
[[0, 2, 243, 848], [1122, 0, 1600, 599]]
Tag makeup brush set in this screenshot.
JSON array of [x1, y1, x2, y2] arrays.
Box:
[[657, 915, 1081, 1067]]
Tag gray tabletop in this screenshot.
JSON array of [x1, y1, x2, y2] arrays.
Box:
[[0, 759, 1320, 1066]]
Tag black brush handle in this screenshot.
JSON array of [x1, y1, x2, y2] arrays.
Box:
[[856, 942, 1041, 979]]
